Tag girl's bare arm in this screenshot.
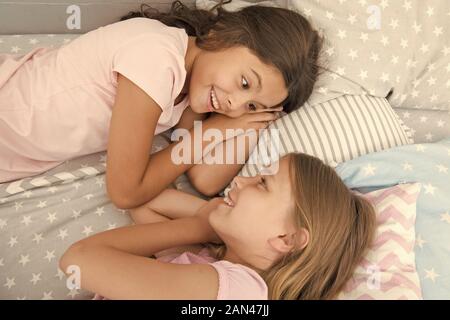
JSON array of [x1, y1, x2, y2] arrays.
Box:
[[59, 215, 220, 299], [175, 107, 257, 197], [128, 188, 209, 256], [130, 188, 207, 221], [186, 133, 258, 196], [106, 75, 223, 210]]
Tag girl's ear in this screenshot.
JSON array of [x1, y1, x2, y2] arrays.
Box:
[[268, 228, 309, 254]]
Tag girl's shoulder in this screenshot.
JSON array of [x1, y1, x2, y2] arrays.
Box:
[[101, 17, 188, 45], [106, 17, 166, 33], [157, 248, 268, 300], [210, 259, 268, 300]]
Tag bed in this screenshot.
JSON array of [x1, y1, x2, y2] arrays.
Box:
[[0, 0, 449, 299]]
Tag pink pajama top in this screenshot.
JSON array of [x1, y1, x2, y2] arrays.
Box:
[[92, 247, 268, 300], [0, 18, 190, 183]]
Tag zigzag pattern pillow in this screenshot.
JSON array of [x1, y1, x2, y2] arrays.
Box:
[[338, 183, 422, 300]]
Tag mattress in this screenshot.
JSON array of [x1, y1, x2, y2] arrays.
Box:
[[0, 131, 205, 300]]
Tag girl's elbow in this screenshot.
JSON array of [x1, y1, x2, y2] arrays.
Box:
[[189, 175, 221, 197], [110, 194, 135, 210], [199, 185, 221, 197], [107, 182, 157, 210], [106, 176, 140, 209], [107, 186, 136, 210], [59, 242, 86, 274]]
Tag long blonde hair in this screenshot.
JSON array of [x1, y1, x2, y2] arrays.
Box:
[[208, 153, 376, 300]]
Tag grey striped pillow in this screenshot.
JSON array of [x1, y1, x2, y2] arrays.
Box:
[[239, 94, 414, 178]]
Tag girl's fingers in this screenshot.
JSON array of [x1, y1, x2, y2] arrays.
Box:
[[251, 106, 284, 113], [252, 121, 270, 130], [247, 112, 280, 122]]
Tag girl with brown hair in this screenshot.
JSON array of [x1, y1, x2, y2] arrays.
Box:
[[0, 1, 324, 211]]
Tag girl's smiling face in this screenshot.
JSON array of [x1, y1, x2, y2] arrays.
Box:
[[209, 157, 301, 265], [187, 43, 288, 118]]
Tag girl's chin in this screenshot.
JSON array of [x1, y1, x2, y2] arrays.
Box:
[[215, 202, 233, 214], [191, 104, 211, 114], [210, 203, 233, 216]]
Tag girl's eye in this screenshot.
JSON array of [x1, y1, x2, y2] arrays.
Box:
[[248, 103, 257, 112], [259, 176, 267, 188], [242, 77, 257, 111], [241, 76, 250, 89]]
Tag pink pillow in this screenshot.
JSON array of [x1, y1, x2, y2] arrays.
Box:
[[338, 183, 423, 300]]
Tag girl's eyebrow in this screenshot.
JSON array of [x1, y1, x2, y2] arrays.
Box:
[[250, 68, 262, 90], [249, 68, 271, 109], [249, 69, 284, 110]]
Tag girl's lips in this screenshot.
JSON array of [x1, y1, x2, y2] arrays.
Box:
[[224, 189, 236, 207], [223, 197, 233, 207], [229, 192, 236, 205], [207, 87, 214, 112], [208, 86, 223, 112]]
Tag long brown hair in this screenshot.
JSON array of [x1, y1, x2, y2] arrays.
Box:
[[208, 153, 376, 300], [120, 0, 325, 113]]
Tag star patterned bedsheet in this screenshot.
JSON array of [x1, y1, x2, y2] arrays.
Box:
[[0, 134, 206, 300]]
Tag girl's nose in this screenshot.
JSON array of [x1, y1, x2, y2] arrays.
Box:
[[227, 92, 251, 112], [227, 98, 240, 112], [232, 175, 261, 189]]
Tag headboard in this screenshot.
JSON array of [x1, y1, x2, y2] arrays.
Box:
[[0, 0, 196, 35]]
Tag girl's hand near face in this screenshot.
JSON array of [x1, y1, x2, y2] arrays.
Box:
[[203, 109, 283, 139], [195, 197, 225, 245]]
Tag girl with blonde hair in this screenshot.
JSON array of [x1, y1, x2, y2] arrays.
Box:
[[60, 153, 376, 300]]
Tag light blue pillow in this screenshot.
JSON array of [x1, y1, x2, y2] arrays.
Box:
[[335, 137, 450, 299]]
